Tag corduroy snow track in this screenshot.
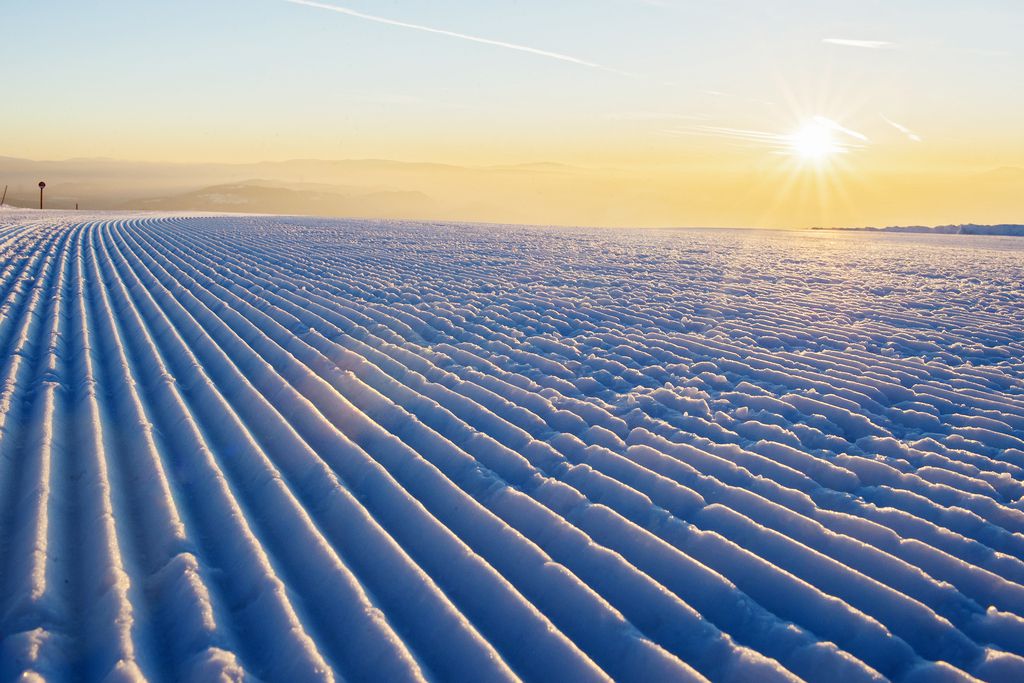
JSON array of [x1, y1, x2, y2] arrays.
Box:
[[1, 211, 1023, 682]]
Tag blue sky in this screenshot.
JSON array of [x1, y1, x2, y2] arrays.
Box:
[[3, 0, 1022, 166]]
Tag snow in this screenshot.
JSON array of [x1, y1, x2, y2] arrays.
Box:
[[0, 210, 1023, 681]]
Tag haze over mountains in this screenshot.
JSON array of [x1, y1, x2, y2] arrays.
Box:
[[2, 155, 1022, 228], [817, 223, 1024, 236]]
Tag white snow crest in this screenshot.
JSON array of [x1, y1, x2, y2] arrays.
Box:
[[0, 213, 1022, 680]]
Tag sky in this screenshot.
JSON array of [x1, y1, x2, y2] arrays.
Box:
[[3, 0, 1023, 227]]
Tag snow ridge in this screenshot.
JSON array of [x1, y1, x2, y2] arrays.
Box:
[[0, 213, 1023, 682]]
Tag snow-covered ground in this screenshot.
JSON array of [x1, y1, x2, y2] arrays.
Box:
[[1, 211, 1023, 682]]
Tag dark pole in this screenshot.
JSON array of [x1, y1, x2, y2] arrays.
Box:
[[38, 181, 46, 210]]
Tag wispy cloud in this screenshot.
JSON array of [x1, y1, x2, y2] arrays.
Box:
[[817, 116, 868, 143], [664, 117, 869, 152], [283, 0, 631, 75], [822, 38, 896, 50], [881, 114, 922, 142]]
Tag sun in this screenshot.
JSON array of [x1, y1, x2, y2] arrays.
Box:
[[786, 118, 842, 164]]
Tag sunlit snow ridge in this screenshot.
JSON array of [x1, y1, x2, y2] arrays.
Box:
[[0, 212, 1023, 682]]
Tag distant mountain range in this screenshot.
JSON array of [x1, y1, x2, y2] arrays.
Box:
[[1, 155, 1022, 228], [813, 224, 1024, 236], [0, 155, 603, 224], [130, 181, 436, 219]]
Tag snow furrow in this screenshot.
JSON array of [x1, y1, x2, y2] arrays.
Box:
[[134, 218, 1024, 679], [1, 212, 1023, 682], [80, 221, 247, 679], [113, 218, 520, 681], [0, 221, 77, 679], [135, 219, 796, 681], [104, 221, 429, 681], [119, 223, 699, 682], [91, 220, 335, 681]]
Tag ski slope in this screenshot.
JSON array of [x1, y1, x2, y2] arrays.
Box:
[[1, 211, 1023, 682]]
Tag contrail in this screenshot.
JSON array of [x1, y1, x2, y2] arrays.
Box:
[[814, 116, 869, 143], [666, 117, 869, 152], [881, 114, 922, 142], [283, 0, 631, 75]]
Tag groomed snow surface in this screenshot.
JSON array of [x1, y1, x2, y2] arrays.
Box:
[[1, 212, 1023, 682]]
